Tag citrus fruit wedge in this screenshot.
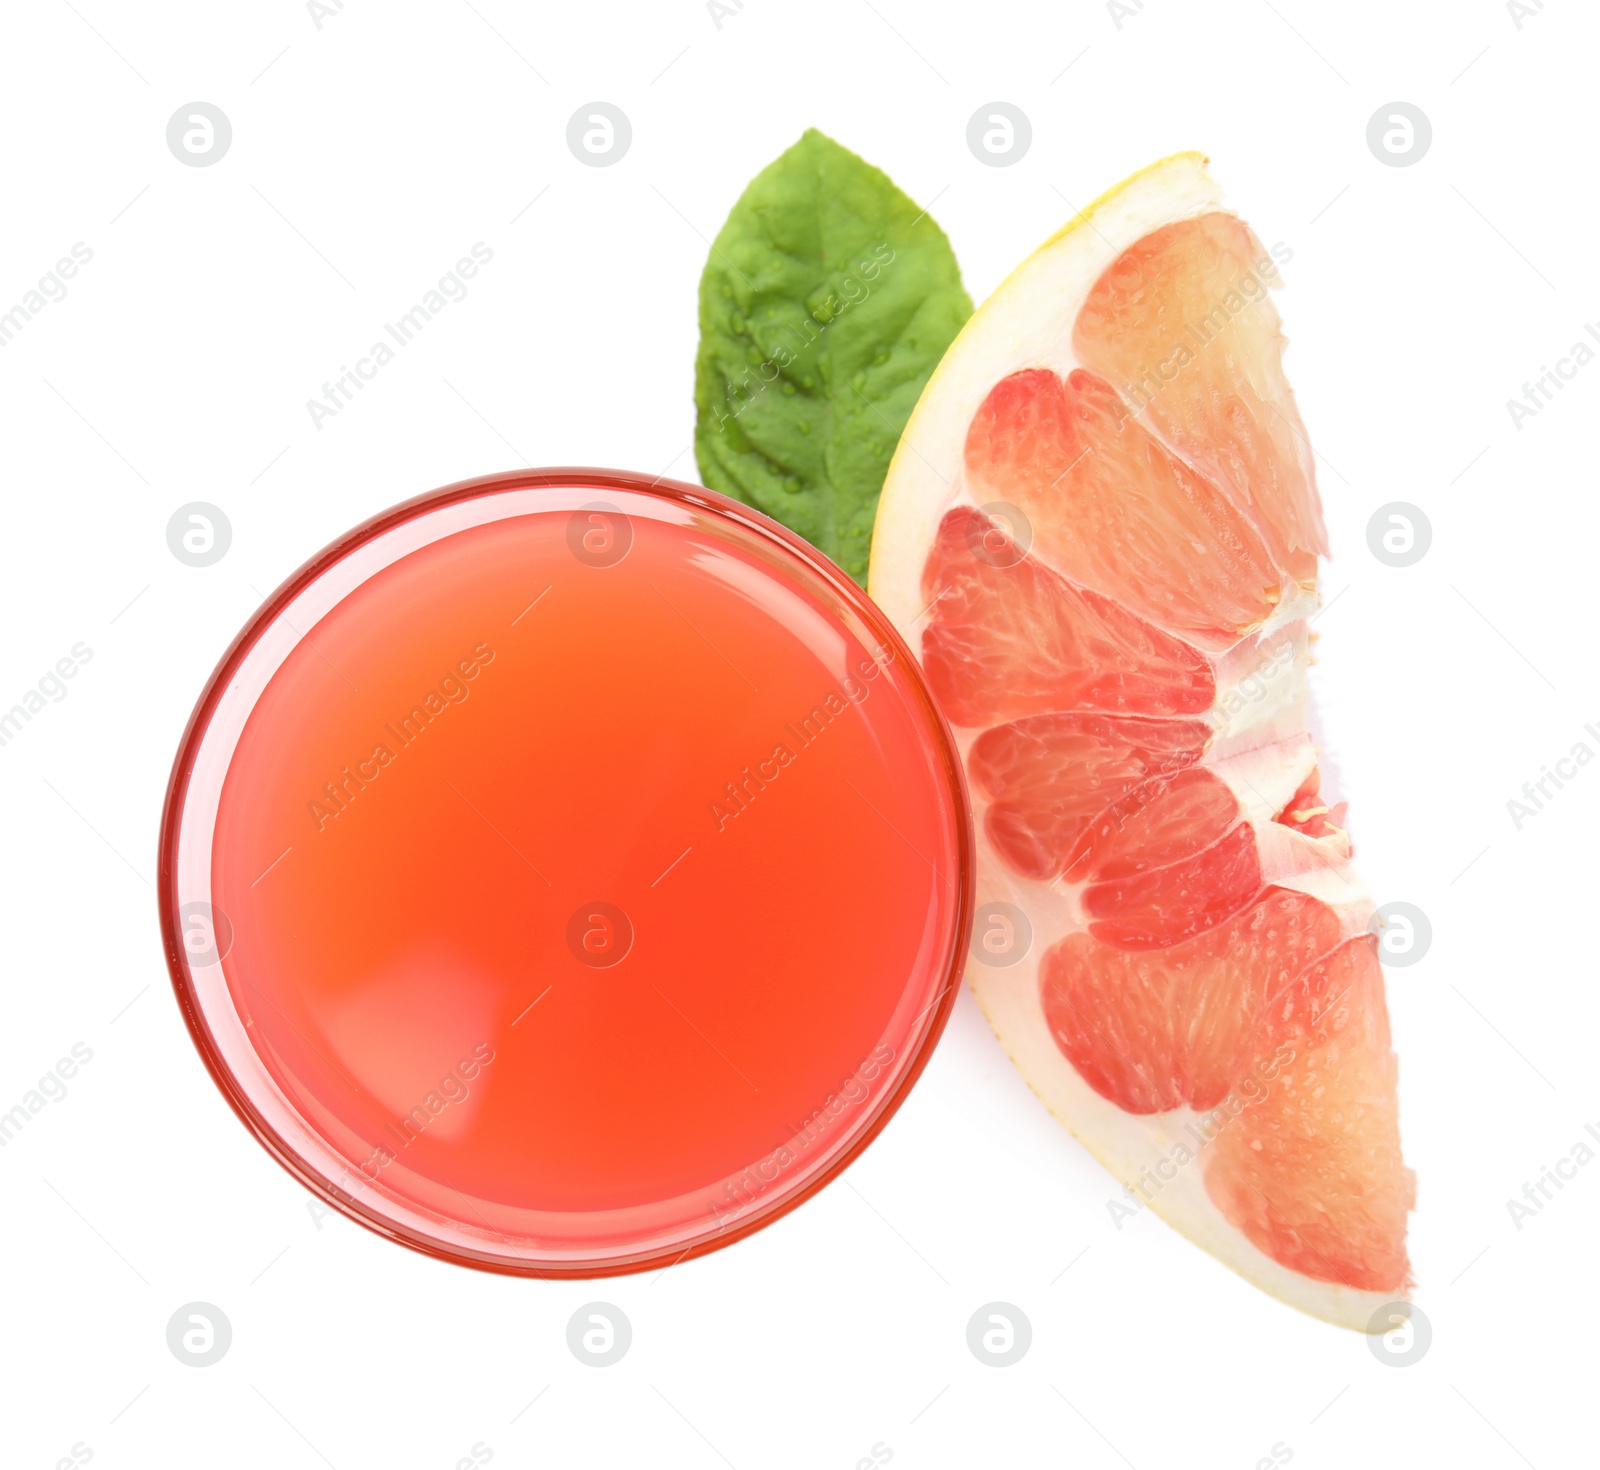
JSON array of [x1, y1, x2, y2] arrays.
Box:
[[869, 152, 1413, 1330]]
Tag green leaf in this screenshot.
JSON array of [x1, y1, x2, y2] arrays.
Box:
[[694, 129, 972, 585]]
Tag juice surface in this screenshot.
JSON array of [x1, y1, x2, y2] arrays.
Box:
[[203, 488, 966, 1255]]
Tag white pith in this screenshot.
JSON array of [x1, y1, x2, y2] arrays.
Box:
[[870, 152, 1400, 1332]]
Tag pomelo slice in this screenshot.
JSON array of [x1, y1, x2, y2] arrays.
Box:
[[869, 152, 1412, 1329]]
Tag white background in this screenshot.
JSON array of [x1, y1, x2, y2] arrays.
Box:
[[1, 1, 1593, 1465]]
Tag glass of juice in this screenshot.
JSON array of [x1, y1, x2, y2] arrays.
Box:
[[160, 469, 974, 1275]]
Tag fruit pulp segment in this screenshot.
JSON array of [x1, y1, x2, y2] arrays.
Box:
[[208, 506, 963, 1242], [963, 367, 1280, 647], [972, 712, 1211, 882], [1041, 886, 1346, 1115], [920, 505, 1216, 726], [1206, 937, 1411, 1292], [1073, 213, 1327, 585]]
